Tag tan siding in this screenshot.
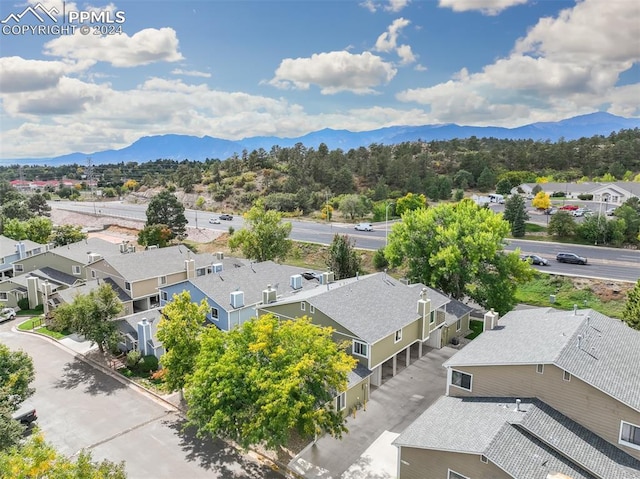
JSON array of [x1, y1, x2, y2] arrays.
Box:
[[370, 318, 421, 368], [450, 364, 640, 460], [16, 252, 85, 279], [399, 447, 509, 479]]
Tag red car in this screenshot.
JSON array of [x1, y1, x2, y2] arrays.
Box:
[[559, 205, 579, 211]]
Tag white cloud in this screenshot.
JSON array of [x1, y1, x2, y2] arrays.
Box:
[[43, 27, 183, 67], [0, 56, 83, 93], [268, 51, 397, 94], [396, 44, 416, 65], [438, 0, 528, 16], [374, 17, 410, 52], [385, 0, 410, 13], [360, 0, 378, 13], [397, 0, 640, 126], [171, 69, 212, 78]]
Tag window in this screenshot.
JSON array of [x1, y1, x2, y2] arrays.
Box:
[[300, 302, 305, 311], [353, 340, 368, 358], [0, 292, 7, 301], [537, 364, 544, 374], [91, 270, 96, 279], [159, 275, 167, 285], [563, 371, 571, 382], [196, 268, 206, 277], [620, 421, 640, 450], [211, 307, 219, 320], [161, 291, 168, 301], [451, 370, 472, 391], [430, 311, 435, 324], [480, 455, 488, 464], [310, 304, 315, 313], [456, 319, 462, 332], [14, 264, 23, 272], [124, 282, 131, 291], [335, 392, 346, 411], [448, 470, 469, 479], [394, 329, 402, 343], [72, 265, 81, 275]]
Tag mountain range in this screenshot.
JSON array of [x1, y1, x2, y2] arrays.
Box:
[[5, 112, 640, 166]]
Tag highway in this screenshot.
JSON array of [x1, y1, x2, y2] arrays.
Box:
[[51, 200, 640, 283]]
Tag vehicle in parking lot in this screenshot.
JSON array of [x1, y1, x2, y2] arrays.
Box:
[[208, 217, 221, 224], [354, 223, 373, 231], [219, 214, 233, 221], [13, 406, 37, 428], [520, 254, 549, 266], [544, 207, 557, 215], [572, 208, 591, 217], [556, 252, 587, 265], [0, 307, 16, 323], [606, 207, 617, 216], [559, 205, 579, 211]]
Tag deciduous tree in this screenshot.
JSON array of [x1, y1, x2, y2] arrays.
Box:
[[145, 190, 187, 240], [137, 224, 172, 248], [51, 283, 122, 354], [0, 344, 34, 451], [26, 217, 53, 244], [395, 193, 427, 216], [157, 291, 207, 392], [547, 211, 576, 238], [228, 199, 292, 262], [49, 224, 87, 247], [185, 314, 356, 450], [503, 194, 529, 237], [532, 191, 551, 210], [326, 234, 361, 280], [623, 279, 640, 330], [385, 200, 531, 314]]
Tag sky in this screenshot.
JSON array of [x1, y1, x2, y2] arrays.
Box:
[[0, 0, 638, 160]]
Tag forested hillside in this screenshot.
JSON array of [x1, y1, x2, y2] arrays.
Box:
[[2, 129, 639, 216]]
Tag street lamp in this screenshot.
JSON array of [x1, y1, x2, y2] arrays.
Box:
[[385, 202, 393, 246]]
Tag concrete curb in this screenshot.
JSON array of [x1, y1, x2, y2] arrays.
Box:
[[15, 322, 303, 478]]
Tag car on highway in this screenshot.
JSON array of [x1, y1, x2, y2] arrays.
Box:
[[556, 252, 587, 265], [0, 307, 16, 323], [521, 254, 549, 266], [219, 214, 233, 221], [354, 222, 373, 232], [208, 218, 221, 224]]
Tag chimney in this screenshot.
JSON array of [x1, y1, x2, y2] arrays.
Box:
[[184, 259, 195, 279], [26, 275, 40, 310], [137, 317, 151, 356], [484, 308, 499, 330], [15, 242, 26, 259], [417, 288, 431, 317]]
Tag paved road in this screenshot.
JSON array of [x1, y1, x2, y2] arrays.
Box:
[[0, 320, 283, 479], [51, 201, 640, 282]]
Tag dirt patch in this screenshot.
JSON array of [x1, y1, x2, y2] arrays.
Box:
[[572, 277, 632, 302]]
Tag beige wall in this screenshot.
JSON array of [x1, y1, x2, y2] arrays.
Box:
[[449, 363, 640, 460], [398, 447, 509, 479], [370, 318, 421, 368], [15, 252, 84, 279]]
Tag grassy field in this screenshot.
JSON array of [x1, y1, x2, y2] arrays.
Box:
[[18, 317, 68, 340], [515, 273, 630, 319]]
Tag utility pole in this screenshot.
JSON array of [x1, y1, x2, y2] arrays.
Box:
[[86, 157, 97, 215]]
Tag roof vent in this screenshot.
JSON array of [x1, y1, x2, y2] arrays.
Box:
[[515, 398, 521, 412], [262, 284, 277, 304], [573, 304, 578, 315], [577, 334, 583, 349]]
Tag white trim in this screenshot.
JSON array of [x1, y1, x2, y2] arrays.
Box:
[[335, 392, 346, 411], [13, 264, 23, 272], [72, 265, 81, 275], [211, 306, 219, 321], [124, 281, 131, 291], [91, 269, 96, 279], [456, 319, 461, 332], [0, 292, 7, 301], [563, 370, 571, 382], [300, 302, 305, 311], [536, 364, 544, 374], [310, 304, 315, 313], [450, 369, 473, 391], [480, 455, 488, 464], [448, 469, 469, 479], [352, 340, 369, 358], [160, 291, 168, 301], [158, 275, 167, 286], [620, 420, 640, 451], [394, 329, 402, 343]]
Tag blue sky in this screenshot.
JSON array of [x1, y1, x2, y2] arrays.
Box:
[[0, 0, 638, 159]]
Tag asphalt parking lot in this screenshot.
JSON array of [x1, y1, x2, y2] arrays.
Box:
[[0, 321, 283, 479]]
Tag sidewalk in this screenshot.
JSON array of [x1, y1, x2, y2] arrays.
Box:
[[289, 346, 457, 479]]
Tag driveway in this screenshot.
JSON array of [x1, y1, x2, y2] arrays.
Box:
[[290, 346, 458, 478], [0, 322, 283, 479]]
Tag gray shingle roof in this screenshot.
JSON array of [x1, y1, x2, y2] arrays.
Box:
[[49, 237, 121, 263], [394, 397, 640, 479], [347, 363, 372, 388], [307, 273, 458, 344], [443, 307, 640, 411], [0, 236, 45, 257], [99, 245, 217, 281], [187, 261, 322, 310], [443, 298, 474, 326]]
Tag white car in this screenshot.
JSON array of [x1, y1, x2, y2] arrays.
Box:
[[0, 307, 16, 323], [354, 223, 373, 232], [208, 218, 221, 224]]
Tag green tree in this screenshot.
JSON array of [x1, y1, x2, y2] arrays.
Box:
[[495, 178, 512, 196], [137, 224, 172, 248], [385, 200, 531, 314], [326, 234, 361, 280], [613, 205, 640, 244], [27, 193, 51, 217], [51, 284, 122, 354], [476, 167, 496, 192], [452, 170, 474, 189], [0, 432, 126, 478], [2, 218, 27, 241], [49, 224, 87, 247], [0, 344, 35, 451], [338, 194, 369, 220], [26, 217, 53, 244], [395, 192, 427, 216], [157, 291, 207, 392], [145, 190, 188, 240], [2, 200, 31, 221], [502, 194, 529, 237], [622, 279, 640, 330], [228, 199, 292, 262], [185, 314, 357, 450], [547, 211, 576, 238]]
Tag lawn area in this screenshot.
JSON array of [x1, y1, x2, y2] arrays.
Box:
[[18, 317, 69, 340], [515, 273, 630, 319], [465, 320, 484, 340]]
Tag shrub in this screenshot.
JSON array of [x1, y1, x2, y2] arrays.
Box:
[[551, 191, 565, 197], [126, 349, 142, 368], [578, 194, 594, 200], [373, 247, 389, 270], [17, 298, 30, 310], [136, 355, 159, 373]]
